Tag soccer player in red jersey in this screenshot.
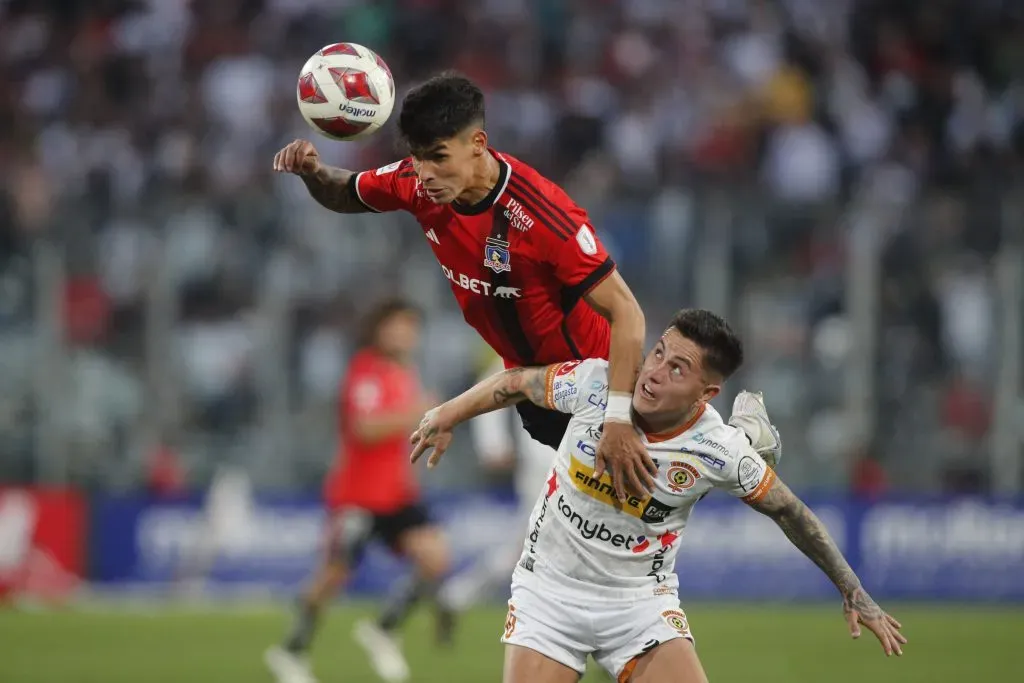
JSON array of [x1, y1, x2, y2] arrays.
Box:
[[273, 72, 660, 502], [266, 299, 451, 683]]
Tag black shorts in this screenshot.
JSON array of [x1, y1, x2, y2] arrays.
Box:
[[516, 401, 572, 450], [325, 502, 432, 564]]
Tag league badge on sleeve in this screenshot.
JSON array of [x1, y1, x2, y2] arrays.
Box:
[[484, 237, 512, 273], [576, 224, 598, 256]]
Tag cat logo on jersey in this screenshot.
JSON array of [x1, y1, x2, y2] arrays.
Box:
[[661, 610, 690, 636], [665, 461, 701, 492], [484, 236, 511, 273]]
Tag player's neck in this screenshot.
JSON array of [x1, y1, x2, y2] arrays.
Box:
[[455, 152, 500, 206], [636, 403, 702, 439]]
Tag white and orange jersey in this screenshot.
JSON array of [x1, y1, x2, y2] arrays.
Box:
[[516, 359, 776, 595]]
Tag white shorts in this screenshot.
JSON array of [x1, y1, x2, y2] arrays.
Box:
[[501, 578, 694, 680]]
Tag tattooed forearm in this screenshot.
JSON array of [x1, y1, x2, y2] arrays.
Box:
[[752, 479, 873, 610], [301, 166, 368, 214], [444, 366, 550, 428]]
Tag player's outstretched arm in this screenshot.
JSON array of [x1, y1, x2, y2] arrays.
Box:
[[272, 139, 371, 214], [409, 366, 551, 468], [748, 476, 907, 657]]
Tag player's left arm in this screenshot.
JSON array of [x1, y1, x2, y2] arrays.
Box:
[[747, 475, 907, 656]]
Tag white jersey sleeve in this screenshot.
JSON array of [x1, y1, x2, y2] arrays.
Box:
[[688, 425, 777, 504], [542, 359, 608, 415]]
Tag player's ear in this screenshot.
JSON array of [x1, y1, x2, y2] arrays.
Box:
[[472, 128, 488, 155], [700, 384, 721, 405]]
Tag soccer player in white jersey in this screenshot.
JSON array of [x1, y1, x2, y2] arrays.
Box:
[[410, 309, 906, 683]]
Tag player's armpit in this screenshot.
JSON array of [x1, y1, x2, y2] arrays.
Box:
[[301, 166, 371, 214]]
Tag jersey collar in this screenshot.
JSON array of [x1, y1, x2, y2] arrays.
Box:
[[451, 150, 510, 216], [644, 404, 707, 443]]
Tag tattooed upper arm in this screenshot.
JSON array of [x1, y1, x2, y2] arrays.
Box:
[[301, 167, 371, 214], [747, 475, 801, 519]]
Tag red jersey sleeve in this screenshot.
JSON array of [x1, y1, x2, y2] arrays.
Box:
[[349, 158, 417, 213], [534, 192, 615, 297]]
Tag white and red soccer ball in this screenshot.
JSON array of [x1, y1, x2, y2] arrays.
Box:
[[296, 43, 396, 141]]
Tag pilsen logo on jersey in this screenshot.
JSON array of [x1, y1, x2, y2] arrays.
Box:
[[503, 197, 535, 232], [484, 236, 511, 273]]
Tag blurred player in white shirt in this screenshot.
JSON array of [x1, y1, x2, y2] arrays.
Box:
[[412, 309, 906, 683], [440, 352, 557, 610]]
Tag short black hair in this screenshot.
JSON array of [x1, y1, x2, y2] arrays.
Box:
[[398, 71, 485, 152], [669, 309, 744, 379], [358, 297, 421, 349]]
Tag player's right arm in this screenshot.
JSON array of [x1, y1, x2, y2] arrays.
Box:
[[273, 139, 412, 214], [410, 361, 592, 467], [273, 139, 367, 213]]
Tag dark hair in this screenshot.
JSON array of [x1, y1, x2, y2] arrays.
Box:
[[398, 71, 485, 152], [669, 309, 744, 379], [358, 297, 421, 349]]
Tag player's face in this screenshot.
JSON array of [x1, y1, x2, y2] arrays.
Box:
[[633, 329, 721, 421], [376, 311, 421, 360], [410, 128, 487, 204]]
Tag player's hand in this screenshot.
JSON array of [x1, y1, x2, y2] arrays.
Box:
[[273, 139, 321, 176], [842, 587, 906, 657], [594, 421, 657, 501], [409, 406, 454, 469]]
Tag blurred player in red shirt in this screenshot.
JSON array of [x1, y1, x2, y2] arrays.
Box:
[[267, 299, 450, 683]]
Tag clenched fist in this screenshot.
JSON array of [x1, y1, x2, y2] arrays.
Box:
[[273, 139, 321, 176]]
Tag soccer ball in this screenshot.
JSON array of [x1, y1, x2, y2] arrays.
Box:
[[296, 43, 396, 141]]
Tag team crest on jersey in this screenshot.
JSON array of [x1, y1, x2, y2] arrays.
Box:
[[484, 237, 511, 273], [665, 461, 701, 492]]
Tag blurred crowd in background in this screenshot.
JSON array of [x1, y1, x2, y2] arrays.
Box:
[[0, 0, 1021, 496]]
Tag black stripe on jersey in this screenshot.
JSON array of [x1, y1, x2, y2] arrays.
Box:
[[504, 186, 573, 242], [507, 177, 575, 240], [397, 171, 417, 178], [560, 320, 583, 359], [559, 256, 616, 313], [487, 211, 536, 365], [347, 173, 381, 213]]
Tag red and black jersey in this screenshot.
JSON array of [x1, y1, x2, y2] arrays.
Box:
[[325, 349, 421, 513], [348, 150, 614, 367]]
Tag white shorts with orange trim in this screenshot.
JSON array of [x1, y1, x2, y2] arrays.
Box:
[[501, 578, 695, 681]]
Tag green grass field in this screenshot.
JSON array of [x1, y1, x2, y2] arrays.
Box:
[[0, 601, 1017, 682]]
